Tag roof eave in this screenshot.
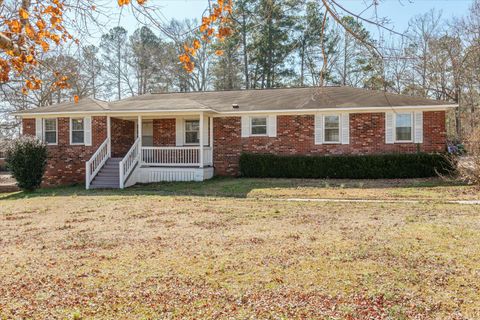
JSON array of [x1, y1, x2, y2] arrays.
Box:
[[12, 104, 457, 117]]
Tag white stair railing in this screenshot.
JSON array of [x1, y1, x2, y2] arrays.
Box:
[[119, 137, 141, 189], [86, 137, 110, 189]]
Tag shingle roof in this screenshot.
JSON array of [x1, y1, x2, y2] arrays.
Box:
[[15, 86, 455, 115], [16, 97, 109, 114]]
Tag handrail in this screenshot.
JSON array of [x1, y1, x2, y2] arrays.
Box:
[[141, 146, 213, 167], [86, 137, 110, 189], [119, 137, 140, 189]]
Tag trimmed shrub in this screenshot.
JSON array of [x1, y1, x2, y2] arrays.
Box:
[[5, 136, 48, 191], [239, 153, 453, 179]]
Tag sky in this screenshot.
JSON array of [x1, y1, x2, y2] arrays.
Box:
[[79, 0, 474, 46], [119, 0, 472, 33]]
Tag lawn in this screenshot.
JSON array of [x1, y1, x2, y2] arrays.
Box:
[[1, 178, 479, 319]]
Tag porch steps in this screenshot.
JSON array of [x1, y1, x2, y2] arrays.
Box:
[[90, 158, 121, 189]]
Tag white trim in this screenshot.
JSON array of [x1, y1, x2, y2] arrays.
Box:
[[43, 118, 58, 145], [341, 113, 350, 145], [394, 112, 414, 143], [199, 113, 204, 168], [84, 116, 92, 146], [70, 117, 85, 145], [314, 114, 323, 145], [14, 104, 456, 117], [414, 111, 423, 143]]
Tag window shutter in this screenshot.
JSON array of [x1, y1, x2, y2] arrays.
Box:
[[175, 118, 184, 146], [268, 115, 277, 137], [84, 116, 92, 146], [385, 112, 394, 144], [241, 116, 250, 137], [414, 111, 423, 143], [314, 113, 323, 145], [341, 113, 350, 144], [203, 115, 209, 146], [35, 118, 43, 140]]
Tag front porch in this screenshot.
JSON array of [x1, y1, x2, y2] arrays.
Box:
[[86, 113, 214, 189]]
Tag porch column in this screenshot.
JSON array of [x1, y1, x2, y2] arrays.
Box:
[[209, 116, 213, 147], [138, 115, 142, 163], [107, 115, 111, 157], [199, 112, 204, 168]]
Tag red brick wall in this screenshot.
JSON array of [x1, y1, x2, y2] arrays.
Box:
[[213, 111, 447, 176], [153, 119, 176, 146], [111, 118, 135, 157], [22, 118, 36, 136], [22, 116, 107, 186]]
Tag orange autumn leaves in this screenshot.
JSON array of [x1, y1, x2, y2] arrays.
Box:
[[179, 0, 233, 72], [0, 0, 148, 98], [0, 0, 233, 101], [1, 0, 76, 94]]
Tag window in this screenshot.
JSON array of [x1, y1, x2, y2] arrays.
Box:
[[251, 117, 267, 135], [395, 113, 413, 142], [324, 115, 340, 143], [44, 118, 57, 144], [185, 120, 200, 144], [70, 118, 85, 144]]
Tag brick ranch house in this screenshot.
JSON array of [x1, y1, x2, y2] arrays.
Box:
[[15, 86, 456, 189]]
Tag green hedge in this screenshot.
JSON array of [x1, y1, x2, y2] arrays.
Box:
[[239, 153, 452, 179]]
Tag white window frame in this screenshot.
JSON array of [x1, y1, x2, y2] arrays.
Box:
[[184, 119, 200, 145], [250, 116, 268, 136], [323, 114, 341, 144], [394, 112, 414, 143], [43, 118, 58, 145], [70, 117, 85, 145]]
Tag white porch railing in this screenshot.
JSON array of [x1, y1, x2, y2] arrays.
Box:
[[142, 146, 213, 167], [86, 138, 110, 189], [119, 137, 141, 189]]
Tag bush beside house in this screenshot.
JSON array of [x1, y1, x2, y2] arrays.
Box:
[[240, 153, 452, 179], [5, 136, 48, 191]]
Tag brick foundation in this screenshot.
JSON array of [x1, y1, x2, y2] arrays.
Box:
[[213, 111, 447, 176]]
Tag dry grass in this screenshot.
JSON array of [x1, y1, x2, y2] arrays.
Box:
[[1, 179, 480, 319]]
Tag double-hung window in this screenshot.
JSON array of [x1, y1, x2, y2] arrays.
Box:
[[185, 120, 200, 144], [44, 118, 57, 145], [70, 118, 85, 144], [250, 117, 267, 135], [324, 115, 340, 143], [395, 113, 413, 142]]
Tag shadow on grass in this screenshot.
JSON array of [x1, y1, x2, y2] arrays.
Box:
[[0, 176, 465, 201]]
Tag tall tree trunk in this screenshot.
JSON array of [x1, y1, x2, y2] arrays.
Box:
[[242, 13, 249, 89], [117, 47, 121, 100], [300, 39, 305, 86]]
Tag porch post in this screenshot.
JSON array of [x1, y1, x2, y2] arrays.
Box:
[[209, 116, 213, 147], [199, 112, 204, 168], [138, 115, 142, 163], [209, 116, 213, 166], [107, 115, 111, 157]]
